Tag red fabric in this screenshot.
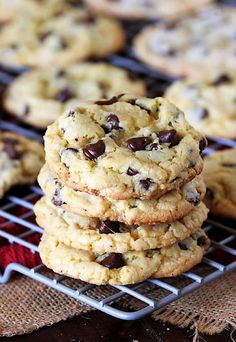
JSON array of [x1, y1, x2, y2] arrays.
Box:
[[0, 206, 42, 271]]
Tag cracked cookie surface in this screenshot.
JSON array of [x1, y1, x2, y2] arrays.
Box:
[[38, 164, 206, 225], [203, 148, 236, 219], [44, 95, 204, 200], [4, 63, 145, 129], [0, 131, 44, 198], [39, 230, 210, 285]]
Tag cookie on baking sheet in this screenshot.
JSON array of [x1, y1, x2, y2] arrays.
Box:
[[44, 95, 205, 200], [35, 196, 208, 253], [38, 164, 206, 225], [4, 63, 146, 129], [39, 230, 210, 285], [133, 5, 236, 78], [0, 9, 125, 68], [84, 0, 212, 20], [203, 148, 236, 220], [165, 71, 236, 139], [0, 131, 44, 199]]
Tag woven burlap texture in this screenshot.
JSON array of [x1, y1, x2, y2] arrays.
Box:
[[0, 272, 236, 336], [0, 271, 235, 337]]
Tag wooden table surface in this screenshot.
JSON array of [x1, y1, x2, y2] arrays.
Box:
[[1, 310, 233, 342]]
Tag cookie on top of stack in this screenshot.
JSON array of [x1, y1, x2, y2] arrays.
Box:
[[35, 94, 210, 285]]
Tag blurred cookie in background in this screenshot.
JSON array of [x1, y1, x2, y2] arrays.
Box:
[[203, 148, 236, 220], [0, 131, 44, 198], [165, 70, 236, 139], [133, 5, 236, 78], [0, 9, 125, 68], [4, 63, 146, 128], [84, 0, 213, 20]]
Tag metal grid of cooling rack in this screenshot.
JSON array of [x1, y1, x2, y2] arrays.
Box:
[[0, 122, 235, 321]]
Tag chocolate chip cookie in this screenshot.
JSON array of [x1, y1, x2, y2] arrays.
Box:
[[165, 71, 236, 139], [44, 95, 205, 200], [0, 131, 44, 198], [203, 148, 236, 219], [0, 9, 125, 68], [39, 230, 210, 285], [84, 0, 212, 20], [4, 63, 145, 129], [35, 196, 208, 253], [38, 164, 206, 225], [133, 5, 236, 78]]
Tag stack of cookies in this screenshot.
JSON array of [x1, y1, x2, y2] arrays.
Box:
[[35, 94, 210, 285]]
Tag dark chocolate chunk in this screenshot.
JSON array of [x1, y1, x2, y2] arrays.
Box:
[[127, 137, 151, 151], [100, 253, 125, 269], [99, 221, 120, 234], [197, 236, 207, 246], [52, 188, 64, 206], [178, 242, 188, 250], [95, 94, 124, 105], [212, 74, 231, 86], [23, 104, 30, 117], [199, 137, 207, 153], [140, 178, 153, 190], [54, 87, 74, 103], [107, 114, 120, 130], [59, 37, 68, 49], [221, 163, 236, 167], [206, 187, 214, 200], [158, 129, 177, 144], [38, 30, 52, 41], [2, 137, 21, 159], [127, 167, 139, 176], [128, 99, 136, 105], [83, 140, 105, 160]]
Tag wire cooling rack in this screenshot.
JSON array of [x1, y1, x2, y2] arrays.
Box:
[[0, 12, 236, 320]]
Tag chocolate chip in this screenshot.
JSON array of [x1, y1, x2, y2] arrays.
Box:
[[100, 253, 125, 269], [83, 140, 105, 161], [56, 69, 66, 77], [52, 188, 64, 206], [127, 167, 139, 176], [99, 221, 120, 234], [201, 108, 209, 119], [146, 143, 160, 151], [95, 94, 124, 105], [178, 242, 188, 250], [140, 178, 153, 190], [38, 30, 52, 41], [212, 74, 231, 86], [158, 129, 177, 144], [197, 236, 207, 246], [67, 110, 75, 117], [127, 137, 151, 151], [2, 138, 21, 159], [107, 114, 120, 130], [23, 104, 30, 117], [54, 87, 74, 103], [187, 192, 200, 205], [59, 37, 68, 49], [206, 187, 214, 200], [128, 99, 136, 105], [221, 163, 236, 167], [199, 137, 207, 154]]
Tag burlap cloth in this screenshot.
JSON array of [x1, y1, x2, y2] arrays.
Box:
[[0, 270, 235, 337]]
